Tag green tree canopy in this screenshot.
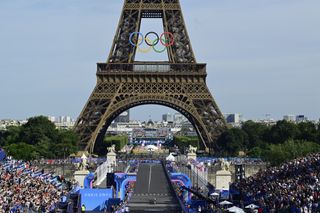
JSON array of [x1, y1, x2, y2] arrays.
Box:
[[262, 140, 320, 165], [242, 120, 270, 147], [266, 120, 299, 144], [217, 128, 249, 156], [20, 116, 57, 145], [296, 121, 317, 142], [2, 116, 78, 160]]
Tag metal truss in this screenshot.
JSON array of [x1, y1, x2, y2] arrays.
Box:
[[75, 0, 226, 154]]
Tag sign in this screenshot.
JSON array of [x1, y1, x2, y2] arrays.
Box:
[[79, 188, 113, 211]]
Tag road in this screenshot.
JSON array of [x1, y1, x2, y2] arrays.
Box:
[[128, 163, 183, 213]]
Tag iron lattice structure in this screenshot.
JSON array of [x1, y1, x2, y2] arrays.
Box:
[[75, 0, 227, 153]]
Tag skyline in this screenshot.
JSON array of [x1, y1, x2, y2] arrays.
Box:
[[0, 110, 317, 123], [0, 0, 319, 121]]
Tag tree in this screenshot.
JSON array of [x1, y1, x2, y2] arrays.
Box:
[[262, 140, 320, 165], [6, 143, 39, 160], [266, 120, 299, 144], [94, 135, 128, 156], [2, 116, 79, 160], [296, 121, 317, 142], [20, 116, 57, 145], [3, 126, 21, 145], [173, 136, 199, 152], [242, 120, 270, 148], [53, 129, 79, 158], [217, 128, 249, 156], [316, 123, 320, 144], [0, 130, 5, 147]]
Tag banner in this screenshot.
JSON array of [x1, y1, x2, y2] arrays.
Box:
[[79, 188, 113, 211]]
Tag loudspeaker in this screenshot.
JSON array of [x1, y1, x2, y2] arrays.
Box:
[[106, 173, 115, 188], [235, 164, 245, 182]]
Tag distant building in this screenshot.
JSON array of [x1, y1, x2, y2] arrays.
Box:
[[0, 119, 26, 130], [296, 115, 307, 123], [114, 110, 130, 123], [224, 113, 241, 124], [283, 115, 296, 122], [162, 113, 173, 122], [174, 113, 185, 124], [47, 116, 56, 123]]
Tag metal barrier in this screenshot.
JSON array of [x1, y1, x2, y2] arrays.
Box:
[[95, 160, 113, 186], [162, 160, 187, 213]]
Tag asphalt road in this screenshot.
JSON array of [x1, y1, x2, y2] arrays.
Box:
[[128, 163, 183, 213]]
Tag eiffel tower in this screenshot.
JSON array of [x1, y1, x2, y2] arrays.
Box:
[[75, 0, 227, 154]]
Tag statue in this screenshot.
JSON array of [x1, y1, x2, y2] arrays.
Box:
[[79, 153, 88, 170], [107, 145, 116, 153], [188, 145, 197, 154], [220, 158, 230, 171]]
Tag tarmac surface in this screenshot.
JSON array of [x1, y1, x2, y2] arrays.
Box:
[[128, 163, 183, 213]]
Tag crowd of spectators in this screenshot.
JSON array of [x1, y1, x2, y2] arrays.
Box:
[[232, 153, 320, 212], [113, 182, 133, 213], [197, 157, 264, 166], [0, 158, 71, 212]]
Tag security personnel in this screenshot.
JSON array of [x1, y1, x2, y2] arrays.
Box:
[[81, 204, 86, 213]]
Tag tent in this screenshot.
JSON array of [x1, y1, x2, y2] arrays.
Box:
[[245, 204, 259, 209], [210, 192, 219, 196], [219, 200, 233, 205], [145, 145, 158, 152], [166, 153, 176, 161], [227, 206, 245, 213]]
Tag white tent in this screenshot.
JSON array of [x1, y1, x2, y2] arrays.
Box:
[[245, 204, 259, 209], [219, 200, 233, 205], [210, 192, 219, 196], [145, 145, 158, 152], [166, 153, 176, 161], [227, 206, 245, 213]]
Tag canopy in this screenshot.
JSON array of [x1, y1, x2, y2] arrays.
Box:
[[245, 204, 259, 209], [227, 206, 245, 213], [210, 192, 219, 196], [145, 145, 158, 151], [166, 153, 176, 161], [219, 200, 233, 205]]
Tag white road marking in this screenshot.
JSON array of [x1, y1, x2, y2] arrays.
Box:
[[148, 164, 152, 193]]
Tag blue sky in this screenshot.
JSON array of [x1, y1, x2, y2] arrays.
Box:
[[0, 0, 319, 121]]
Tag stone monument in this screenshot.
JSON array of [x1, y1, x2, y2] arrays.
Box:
[[187, 145, 197, 161], [107, 145, 117, 166], [74, 153, 90, 187], [215, 158, 232, 190]]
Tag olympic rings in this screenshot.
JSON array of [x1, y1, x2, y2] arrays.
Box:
[[145, 31, 159, 46], [129, 32, 144, 47], [152, 38, 167, 53], [160, 32, 174, 47], [129, 31, 174, 53], [137, 37, 153, 53]]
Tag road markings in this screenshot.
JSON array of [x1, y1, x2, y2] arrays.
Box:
[[148, 164, 152, 193]]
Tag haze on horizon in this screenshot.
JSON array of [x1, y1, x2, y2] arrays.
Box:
[[0, 0, 319, 121]]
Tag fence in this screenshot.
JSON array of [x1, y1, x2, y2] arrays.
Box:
[[95, 160, 113, 186]]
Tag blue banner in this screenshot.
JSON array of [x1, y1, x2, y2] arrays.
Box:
[[79, 188, 113, 211], [0, 148, 6, 161]]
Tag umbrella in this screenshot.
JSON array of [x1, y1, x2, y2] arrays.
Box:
[[245, 204, 259, 209], [210, 192, 219, 196], [219, 200, 233, 205], [227, 206, 245, 213]]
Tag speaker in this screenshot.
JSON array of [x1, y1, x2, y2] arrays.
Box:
[[106, 173, 115, 188], [235, 164, 245, 182]]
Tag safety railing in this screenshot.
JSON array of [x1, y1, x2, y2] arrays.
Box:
[[97, 62, 206, 74]]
